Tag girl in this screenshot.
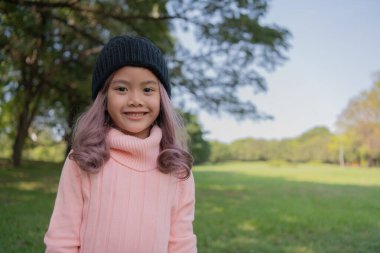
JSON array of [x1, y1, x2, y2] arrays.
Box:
[[44, 35, 197, 253]]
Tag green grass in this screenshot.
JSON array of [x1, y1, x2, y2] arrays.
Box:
[[193, 162, 380, 253], [1, 161, 380, 253], [0, 161, 62, 253]]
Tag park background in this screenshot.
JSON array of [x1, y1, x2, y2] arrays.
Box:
[[1, 0, 380, 252]]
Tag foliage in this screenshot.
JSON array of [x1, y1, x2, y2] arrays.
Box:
[[181, 111, 210, 164], [208, 141, 232, 163], [22, 126, 66, 162], [0, 133, 12, 159], [230, 138, 267, 161], [2, 161, 380, 252], [336, 80, 380, 166], [169, 0, 290, 118], [225, 126, 334, 163], [291, 126, 334, 163], [0, 0, 290, 166]]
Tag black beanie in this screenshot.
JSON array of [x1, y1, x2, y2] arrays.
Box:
[[92, 35, 171, 100]]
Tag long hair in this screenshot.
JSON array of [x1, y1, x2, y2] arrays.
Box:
[[68, 76, 112, 173], [156, 84, 193, 179], [69, 76, 193, 179]]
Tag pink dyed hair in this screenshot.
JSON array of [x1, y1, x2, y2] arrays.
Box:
[[69, 75, 193, 179], [156, 83, 193, 179]]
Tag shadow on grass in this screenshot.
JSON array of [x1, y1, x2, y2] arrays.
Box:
[[194, 170, 380, 253]]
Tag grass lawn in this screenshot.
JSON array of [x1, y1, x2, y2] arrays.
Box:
[[193, 162, 380, 253], [1, 161, 380, 253]]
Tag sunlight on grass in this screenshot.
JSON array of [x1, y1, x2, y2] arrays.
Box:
[[238, 220, 257, 232], [230, 236, 258, 247], [195, 162, 380, 187], [208, 183, 245, 191], [207, 205, 224, 214], [280, 214, 298, 224], [13, 181, 45, 191], [289, 246, 316, 253]]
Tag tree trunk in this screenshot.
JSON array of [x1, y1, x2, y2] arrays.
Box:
[[12, 110, 31, 166], [11, 70, 44, 167], [339, 144, 345, 168], [11, 95, 41, 166], [9, 13, 47, 167]]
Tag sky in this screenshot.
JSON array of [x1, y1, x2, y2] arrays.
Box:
[[196, 0, 380, 143]]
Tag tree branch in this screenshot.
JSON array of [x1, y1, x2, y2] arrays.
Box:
[[5, 0, 79, 8], [50, 14, 103, 44]]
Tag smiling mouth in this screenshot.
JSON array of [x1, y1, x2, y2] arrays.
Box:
[[124, 112, 147, 118]]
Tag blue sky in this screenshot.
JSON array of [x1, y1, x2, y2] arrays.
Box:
[[197, 0, 380, 143]]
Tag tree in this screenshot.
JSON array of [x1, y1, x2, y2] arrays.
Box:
[[292, 126, 334, 163], [0, 0, 290, 166], [181, 111, 210, 164], [336, 80, 380, 166], [328, 131, 361, 166], [224, 126, 335, 163], [209, 141, 232, 163], [229, 138, 269, 161]]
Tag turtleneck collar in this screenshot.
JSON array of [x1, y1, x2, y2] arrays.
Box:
[[107, 125, 162, 172]]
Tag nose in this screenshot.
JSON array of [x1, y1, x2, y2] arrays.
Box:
[[127, 90, 143, 106]]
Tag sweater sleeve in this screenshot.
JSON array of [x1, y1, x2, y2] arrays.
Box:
[[44, 156, 84, 253], [168, 172, 197, 253]]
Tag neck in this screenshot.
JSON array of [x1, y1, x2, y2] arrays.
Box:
[[107, 126, 162, 171]]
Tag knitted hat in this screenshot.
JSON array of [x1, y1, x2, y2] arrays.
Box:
[[92, 35, 171, 100]]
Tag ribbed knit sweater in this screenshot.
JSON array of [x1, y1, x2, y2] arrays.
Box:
[[44, 126, 197, 253]]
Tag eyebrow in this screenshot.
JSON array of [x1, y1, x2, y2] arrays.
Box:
[[111, 79, 158, 85]]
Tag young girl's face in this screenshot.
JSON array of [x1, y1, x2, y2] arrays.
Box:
[[106, 66, 161, 138]]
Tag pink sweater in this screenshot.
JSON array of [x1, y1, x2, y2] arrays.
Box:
[[44, 126, 197, 253]]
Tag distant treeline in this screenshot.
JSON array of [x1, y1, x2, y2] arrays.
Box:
[[189, 125, 380, 167], [206, 126, 363, 165]]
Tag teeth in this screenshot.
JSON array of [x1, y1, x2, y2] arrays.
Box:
[[126, 113, 144, 117]]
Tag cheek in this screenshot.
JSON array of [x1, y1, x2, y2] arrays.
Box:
[[106, 97, 120, 116], [154, 98, 161, 117]]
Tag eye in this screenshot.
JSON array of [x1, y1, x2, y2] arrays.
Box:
[[114, 86, 127, 93], [143, 87, 154, 93]]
